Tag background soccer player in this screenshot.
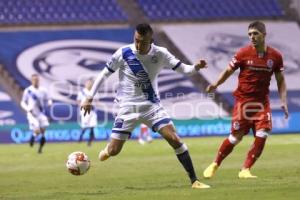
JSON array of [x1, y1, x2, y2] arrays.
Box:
[[77, 79, 97, 146], [138, 123, 152, 145], [203, 21, 288, 179], [81, 23, 210, 189], [20, 74, 52, 153]]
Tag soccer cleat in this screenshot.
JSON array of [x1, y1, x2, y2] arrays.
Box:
[[191, 180, 211, 189], [238, 168, 257, 179], [203, 162, 219, 179], [98, 149, 110, 161]]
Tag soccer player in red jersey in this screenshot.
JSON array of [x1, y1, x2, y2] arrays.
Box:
[[203, 21, 288, 178]]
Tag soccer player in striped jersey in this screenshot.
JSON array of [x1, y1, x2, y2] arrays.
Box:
[[81, 23, 210, 189], [21, 74, 52, 153], [77, 79, 97, 146]]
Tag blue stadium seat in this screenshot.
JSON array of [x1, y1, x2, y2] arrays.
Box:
[[137, 0, 284, 21], [0, 0, 128, 25]]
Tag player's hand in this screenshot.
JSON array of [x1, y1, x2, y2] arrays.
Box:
[[206, 84, 217, 93], [80, 97, 93, 116], [281, 103, 289, 119], [194, 59, 207, 71]]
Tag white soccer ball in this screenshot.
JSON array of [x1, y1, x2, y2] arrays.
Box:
[[66, 151, 90, 176]]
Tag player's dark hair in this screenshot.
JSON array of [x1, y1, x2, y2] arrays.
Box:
[[248, 21, 266, 34], [136, 23, 153, 36]]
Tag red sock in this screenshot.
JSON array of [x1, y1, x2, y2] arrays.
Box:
[[243, 137, 266, 169], [215, 138, 235, 166]]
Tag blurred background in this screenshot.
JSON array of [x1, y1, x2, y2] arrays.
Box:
[[0, 0, 300, 144]]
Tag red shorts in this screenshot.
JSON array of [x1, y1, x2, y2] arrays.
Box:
[[231, 101, 272, 135]]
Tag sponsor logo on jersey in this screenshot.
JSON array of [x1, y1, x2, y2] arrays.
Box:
[[114, 118, 124, 128]]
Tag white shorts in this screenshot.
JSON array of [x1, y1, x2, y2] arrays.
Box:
[[79, 109, 97, 128], [111, 103, 172, 140], [27, 113, 49, 131]]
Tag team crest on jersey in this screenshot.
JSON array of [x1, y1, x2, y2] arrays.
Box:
[[233, 121, 240, 130], [267, 59, 274, 68], [151, 55, 158, 63], [114, 118, 124, 128]]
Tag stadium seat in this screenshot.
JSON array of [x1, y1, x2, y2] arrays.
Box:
[[137, 0, 284, 21], [0, 0, 128, 25]]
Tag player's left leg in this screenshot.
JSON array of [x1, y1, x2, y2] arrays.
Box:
[[38, 128, 46, 154], [158, 124, 210, 189], [99, 105, 136, 161], [79, 128, 87, 143], [239, 129, 269, 178], [37, 114, 49, 154], [239, 105, 271, 178], [87, 127, 94, 146]]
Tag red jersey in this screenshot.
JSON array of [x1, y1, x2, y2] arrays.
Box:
[[229, 45, 283, 103]]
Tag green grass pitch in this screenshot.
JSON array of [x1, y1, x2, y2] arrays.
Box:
[[0, 134, 299, 200]]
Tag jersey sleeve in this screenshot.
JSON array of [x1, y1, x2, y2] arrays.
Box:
[[20, 89, 34, 112], [274, 53, 284, 72], [105, 48, 123, 73], [229, 49, 243, 70], [21, 89, 28, 104], [76, 91, 83, 102], [161, 47, 182, 70]]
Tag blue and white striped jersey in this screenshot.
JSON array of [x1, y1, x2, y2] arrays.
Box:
[[21, 85, 50, 116], [91, 43, 196, 106]]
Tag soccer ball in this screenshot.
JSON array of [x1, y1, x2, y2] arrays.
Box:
[[66, 151, 90, 176]]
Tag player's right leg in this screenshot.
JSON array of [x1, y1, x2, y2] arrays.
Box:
[[203, 132, 244, 179], [30, 129, 39, 147], [38, 128, 46, 154], [99, 138, 126, 161], [78, 128, 87, 142], [28, 114, 39, 147], [99, 106, 137, 161]]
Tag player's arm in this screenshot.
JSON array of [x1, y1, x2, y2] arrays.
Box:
[[206, 65, 235, 93], [76, 92, 82, 106], [20, 90, 35, 116], [20, 90, 30, 111], [174, 60, 207, 76], [162, 46, 207, 75], [275, 71, 288, 118], [81, 48, 122, 116], [20, 99, 31, 112], [81, 67, 112, 116]]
